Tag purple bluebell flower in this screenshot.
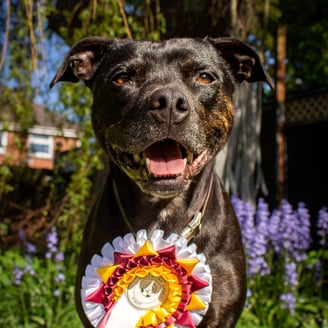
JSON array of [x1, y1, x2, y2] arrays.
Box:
[[55, 272, 65, 283], [232, 197, 270, 276], [54, 289, 60, 297], [46, 227, 59, 258], [280, 292, 296, 314], [232, 196, 256, 256], [55, 251, 64, 262], [244, 198, 270, 276], [317, 207, 328, 246], [14, 230, 37, 284], [248, 256, 269, 276], [295, 202, 312, 259], [18, 229, 37, 256], [232, 197, 324, 318], [18, 229, 26, 242], [272, 200, 311, 262], [13, 259, 35, 286], [25, 242, 37, 255], [268, 209, 281, 253], [253, 198, 270, 275], [25, 264, 36, 276], [280, 200, 297, 253], [13, 265, 24, 285], [231, 196, 245, 231], [284, 261, 298, 287], [244, 288, 252, 307]]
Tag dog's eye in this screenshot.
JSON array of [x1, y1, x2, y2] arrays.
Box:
[[196, 72, 215, 84], [112, 73, 130, 85]]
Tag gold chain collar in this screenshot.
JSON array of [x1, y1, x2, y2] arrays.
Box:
[[112, 175, 214, 241]]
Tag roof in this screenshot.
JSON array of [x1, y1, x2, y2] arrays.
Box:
[[32, 103, 77, 129], [0, 86, 78, 131]]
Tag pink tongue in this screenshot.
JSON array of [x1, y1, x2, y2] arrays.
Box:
[[145, 140, 186, 177]]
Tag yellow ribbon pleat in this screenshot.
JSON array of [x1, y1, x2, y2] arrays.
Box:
[[186, 294, 207, 311], [133, 240, 159, 257], [176, 258, 199, 275], [96, 265, 119, 283]]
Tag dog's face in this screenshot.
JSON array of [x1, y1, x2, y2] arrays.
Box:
[[51, 37, 272, 198]]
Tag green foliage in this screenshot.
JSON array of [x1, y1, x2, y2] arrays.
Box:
[[279, 0, 328, 90], [237, 252, 328, 327], [1, 1, 327, 326], [49, 82, 99, 248], [0, 163, 13, 195], [1, 202, 328, 327], [53, 0, 165, 44], [0, 0, 165, 250], [0, 8, 166, 327], [44, 1, 164, 250], [0, 230, 82, 327], [233, 198, 328, 328]]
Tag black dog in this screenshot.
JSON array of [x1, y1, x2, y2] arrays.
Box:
[[51, 36, 273, 327]]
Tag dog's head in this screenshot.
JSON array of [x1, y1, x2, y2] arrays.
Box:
[[51, 37, 273, 198]]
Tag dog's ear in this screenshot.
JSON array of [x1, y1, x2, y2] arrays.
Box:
[[49, 37, 113, 89], [207, 37, 274, 89]]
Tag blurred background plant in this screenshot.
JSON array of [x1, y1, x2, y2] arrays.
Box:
[[233, 198, 328, 327], [0, 227, 81, 326], [0, 0, 327, 327], [1, 1, 164, 325], [0, 199, 327, 327]]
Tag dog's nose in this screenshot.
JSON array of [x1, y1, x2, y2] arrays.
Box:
[[149, 88, 190, 124]]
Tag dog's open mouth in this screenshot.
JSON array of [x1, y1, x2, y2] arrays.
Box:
[[111, 139, 210, 181], [145, 140, 191, 177]]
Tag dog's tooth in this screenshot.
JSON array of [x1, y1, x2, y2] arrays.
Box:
[[146, 158, 151, 173], [187, 151, 193, 164], [133, 153, 141, 163]]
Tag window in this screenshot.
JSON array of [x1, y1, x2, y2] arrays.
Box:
[[0, 130, 8, 154], [28, 133, 53, 159]]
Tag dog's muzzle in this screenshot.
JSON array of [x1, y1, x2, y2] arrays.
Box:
[[110, 139, 211, 197]]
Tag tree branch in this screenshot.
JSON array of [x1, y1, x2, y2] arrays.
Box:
[[117, 0, 132, 39], [0, 0, 11, 72]]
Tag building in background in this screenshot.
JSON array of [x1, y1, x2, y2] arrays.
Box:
[[0, 103, 79, 170]]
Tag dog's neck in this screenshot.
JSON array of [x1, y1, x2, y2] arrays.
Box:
[[108, 160, 215, 237]]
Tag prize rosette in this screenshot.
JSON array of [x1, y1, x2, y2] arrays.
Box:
[[81, 229, 212, 328]]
